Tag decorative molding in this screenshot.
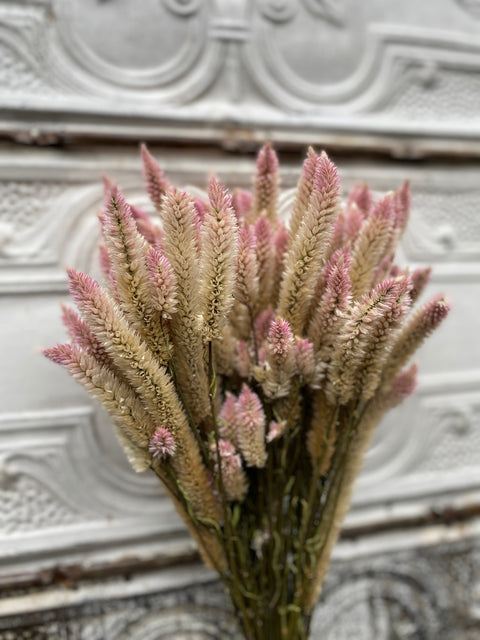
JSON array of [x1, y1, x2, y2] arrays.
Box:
[[1, 535, 479, 638], [1, 2, 480, 147]]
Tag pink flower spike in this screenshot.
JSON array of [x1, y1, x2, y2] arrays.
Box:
[[410, 266, 432, 303], [219, 393, 239, 441], [295, 338, 315, 379], [235, 340, 251, 378], [390, 363, 418, 406], [43, 343, 74, 366], [254, 308, 275, 346], [141, 144, 171, 211], [267, 420, 286, 443], [232, 189, 253, 220], [210, 438, 248, 502], [146, 247, 178, 318], [149, 427, 176, 459], [236, 384, 267, 468], [347, 183, 373, 217], [253, 142, 279, 220], [394, 180, 411, 233], [267, 317, 294, 364]]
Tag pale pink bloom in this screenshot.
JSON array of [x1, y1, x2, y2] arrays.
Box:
[[61, 304, 110, 367], [267, 420, 286, 443], [200, 177, 239, 339], [347, 182, 373, 217], [295, 338, 315, 380], [288, 146, 321, 246], [235, 340, 251, 378], [410, 266, 432, 303], [254, 308, 275, 346], [146, 247, 178, 318], [235, 225, 259, 309], [393, 180, 411, 234], [43, 343, 74, 366], [141, 144, 171, 211], [232, 189, 253, 220], [236, 384, 267, 468], [218, 393, 239, 442], [343, 203, 365, 244], [130, 204, 164, 247], [389, 363, 418, 407], [149, 427, 177, 459], [267, 317, 294, 364], [210, 439, 248, 502], [252, 142, 279, 220]]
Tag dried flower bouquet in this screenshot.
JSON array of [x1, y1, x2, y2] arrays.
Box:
[[44, 144, 449, 639]]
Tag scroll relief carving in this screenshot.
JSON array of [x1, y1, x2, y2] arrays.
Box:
[[1, 0, 480, 124]]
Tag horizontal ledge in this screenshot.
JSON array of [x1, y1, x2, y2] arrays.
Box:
[[3, 114, 480, 160]]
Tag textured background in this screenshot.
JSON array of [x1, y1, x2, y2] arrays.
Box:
[[0, 1, 479, 638]]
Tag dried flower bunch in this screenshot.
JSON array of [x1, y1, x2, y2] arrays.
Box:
[[45, 144, 449, 640]]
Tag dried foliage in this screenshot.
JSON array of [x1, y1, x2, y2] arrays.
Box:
[[45, 145, 449, 640]]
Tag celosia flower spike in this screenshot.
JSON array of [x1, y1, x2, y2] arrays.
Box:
[[267, 420, 286, 443], [252, 142, 279, 222], [200, 177, 239, 340], [218, 392, 239, 442], [141, 144, 171, 211], [146, 247, 178, 319], [307, 247, 352, 355], [278, 151, 340, 333], [160, 188, 210, 421], [149, 427, 177, 459], [263, 316, 296, 398], [254, 216, 276, 311], [102, 187, 168, 362], [61, 304, 111, 368], [410, 266, 432, 303], [326, 278, 406, 404], [347, 182, 373, 217], [235, 384, 267, 468], [211, 439, 248, 502], [349, 193, 396, 299], [234, 224, 259, 310], [232, 189, 253, 220], [288, 146, 320, 247], [393, 180, 411, 235], [383, 294, 450, 383]]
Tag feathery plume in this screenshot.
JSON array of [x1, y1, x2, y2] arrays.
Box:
[[347, 182, 373, 217], [254, 216, 276, 311], [383, 293, 450, 383], [236, 384, 267, 468], [232, 188, 253, 220], [307, 247, 352, 355], [141, 144, 171, 211], [160, 189, 210, 421], [288, 146, 320, 246], [149, 427, 177, 459], [252, 142, 279, 222], [410, 266, 432, 303], [263, 316, 296, 398], [146, 247, 178, 319], [278, 151, 340, 333], [326, 278, 406, 404], [234, 224, 259, 310], [349, 194, 395, 299], [200, 177, 238, 340], [211, 439, 249, 502]]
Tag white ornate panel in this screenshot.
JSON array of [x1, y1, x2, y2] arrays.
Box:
[[2, 1, 480, 151]]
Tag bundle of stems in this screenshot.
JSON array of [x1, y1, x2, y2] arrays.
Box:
[[45, 144, 449, 639]]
